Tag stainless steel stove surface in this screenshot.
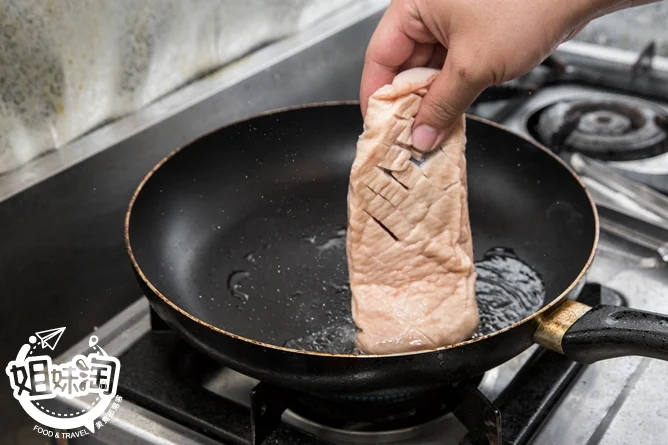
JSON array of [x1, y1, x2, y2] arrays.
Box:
[[50, 8, 668, 445]]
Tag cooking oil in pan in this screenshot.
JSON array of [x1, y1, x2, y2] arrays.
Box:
[[283, 313, 359, 354], [281, 246, 545, 354], [225, 221, 544, 354], [301, 225, 347, 252], [227, 270, 251, 302], [472, 247, 545, 337]]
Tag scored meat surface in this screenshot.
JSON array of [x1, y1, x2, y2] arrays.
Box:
[[346, 67, 479, 355]]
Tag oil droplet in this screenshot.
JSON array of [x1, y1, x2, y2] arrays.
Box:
[[329, 282, 350, 294], [302, 235, 316, 244], [283, 315, 357, 354], [227, 270, 250, 302], [316, 228, 347, 252]]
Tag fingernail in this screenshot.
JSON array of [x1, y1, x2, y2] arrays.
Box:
[[412, 125, 439, 152]]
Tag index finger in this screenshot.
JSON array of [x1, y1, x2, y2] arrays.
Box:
[[360, 3, 415, 117]]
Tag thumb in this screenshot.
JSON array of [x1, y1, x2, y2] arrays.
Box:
[[412, 57, 490, 152]]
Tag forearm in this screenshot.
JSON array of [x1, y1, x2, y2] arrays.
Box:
[[587, 0, 662, 19]]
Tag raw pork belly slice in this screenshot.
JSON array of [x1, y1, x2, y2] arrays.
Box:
[[346, 67, 479, 354]]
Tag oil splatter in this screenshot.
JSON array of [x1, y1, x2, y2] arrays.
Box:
[[227, 270, 250, 302]]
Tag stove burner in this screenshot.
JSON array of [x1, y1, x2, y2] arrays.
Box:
[[532, 97, 668, 161], [578, 110, 631, 135], [288, 389, 452, 431], [284, 379, 479, 432], [283, 410, 462, 445], [251, 378, 497, 445]]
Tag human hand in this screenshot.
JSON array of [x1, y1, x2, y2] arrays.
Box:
[[360, 0, 657, 152]]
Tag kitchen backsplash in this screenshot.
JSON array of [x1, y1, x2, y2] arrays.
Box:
[[0, 0, 665, 176], [574, 1, 668, 55], [0, 0, 355, 175]]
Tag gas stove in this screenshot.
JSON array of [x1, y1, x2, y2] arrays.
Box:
[[51, 14, 668, 445], [501, 85, 668, 194], [473, 41, 668, 196]]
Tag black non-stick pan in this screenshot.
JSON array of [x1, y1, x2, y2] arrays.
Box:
[[125, 102, 668, 395]]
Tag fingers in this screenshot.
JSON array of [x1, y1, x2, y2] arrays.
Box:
[[427, 45, 447, 69], [399, 44, 434, 71], [360, 3, 415, 117], [412, 53, 490, 152]]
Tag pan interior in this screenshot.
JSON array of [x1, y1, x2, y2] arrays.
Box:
[[127, 105, 597, 354]]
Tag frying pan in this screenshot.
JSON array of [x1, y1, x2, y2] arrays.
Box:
[[124, 102, 668, 395]]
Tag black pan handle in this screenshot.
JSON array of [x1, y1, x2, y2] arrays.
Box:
[[534, 300, 668, 363]]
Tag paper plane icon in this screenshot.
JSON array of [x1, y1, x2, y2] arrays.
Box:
[[35, 327, 66, 351]]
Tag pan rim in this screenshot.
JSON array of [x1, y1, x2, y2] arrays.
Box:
[[124, 100, 600, 359]]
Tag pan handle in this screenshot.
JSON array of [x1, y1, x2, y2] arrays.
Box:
[[534, 299, 668, 363]]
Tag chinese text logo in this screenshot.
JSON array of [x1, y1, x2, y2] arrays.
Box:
[[5, 328, 122, 439]]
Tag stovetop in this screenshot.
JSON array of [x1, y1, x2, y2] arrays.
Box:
[[50, 15, 668, 445]]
